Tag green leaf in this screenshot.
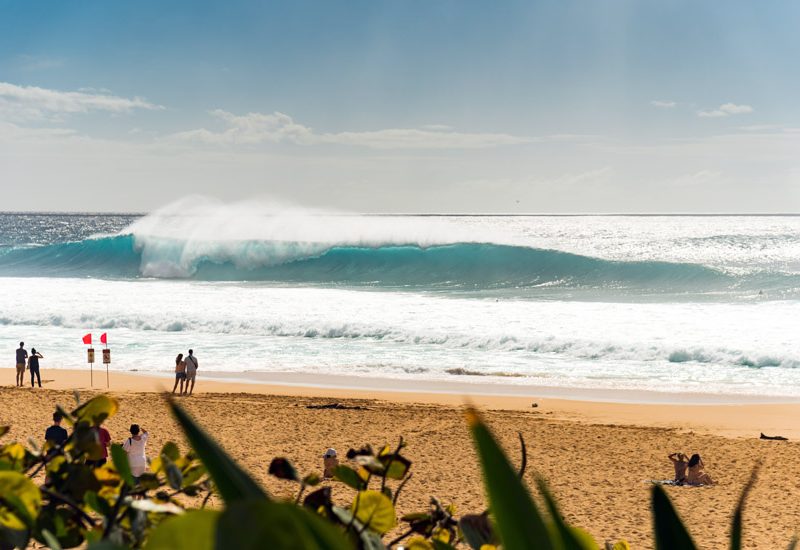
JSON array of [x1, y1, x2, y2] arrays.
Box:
[[651, 485, 697, 550], [352, 490, 396, 535], [268, 458, 298, 481], [160, 442, 180, 462], [215, 500, 352, 550], [110, 444, 135, 487], [168, 400, 268, 503], [333, 465, 365, 491], [302, 473, 321, 487], [331, 506, 384, 550], [730, 466, 759, 550], [466, 408, 557, 550], [84, 491, 112, 517], [34, 508, 84, 549], [164, 459, 183, 490], [537, 478, 597, 549], [0, 427, 8, 438], [145, 510, 219, 550], [72, 395, 119, 427], [87, 542, 128, 550], [0, 471, 41, 530], [459, 513, 497, 550], [39, 528, 62, 550]]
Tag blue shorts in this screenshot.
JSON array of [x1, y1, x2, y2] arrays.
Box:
[[175, 372, 186, 380]]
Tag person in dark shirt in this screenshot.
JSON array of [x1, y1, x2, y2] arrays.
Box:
[[15, 342, 27, 387], [44, 412, 68, 447], [28, 347, 43, 388]]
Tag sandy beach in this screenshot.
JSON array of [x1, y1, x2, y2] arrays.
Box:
[[1, 369, 798, 549]]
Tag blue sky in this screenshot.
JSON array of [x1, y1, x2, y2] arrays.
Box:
[[0, 0, 798, 212]]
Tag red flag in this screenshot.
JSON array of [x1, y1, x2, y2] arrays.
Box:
[[82, 333, 92, 345], [100, 333, 108, 345]]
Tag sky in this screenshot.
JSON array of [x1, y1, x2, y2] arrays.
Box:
[[0, 0, 798, 213]]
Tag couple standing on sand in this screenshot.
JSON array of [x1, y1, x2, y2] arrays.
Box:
[[15, 342, 44, 388], [172, 349, 199, 395], [668, 452, 714, 486]]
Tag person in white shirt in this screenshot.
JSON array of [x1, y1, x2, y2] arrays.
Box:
[[184, 349, 199, 396], [122, 424, 149, 481]]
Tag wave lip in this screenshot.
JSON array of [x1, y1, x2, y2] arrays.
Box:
[[0, 234, 730, 290]]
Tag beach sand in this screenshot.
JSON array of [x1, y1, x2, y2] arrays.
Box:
[[2, 369, 799, 549]]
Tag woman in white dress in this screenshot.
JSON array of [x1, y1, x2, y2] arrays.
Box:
[[122, 424, 149, 482]]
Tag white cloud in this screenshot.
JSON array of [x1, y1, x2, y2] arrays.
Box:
[[169, 109, 534, 150], [697, 102, 754, 118], [650, 100, 677, 109], [0, 82, 163, 122]]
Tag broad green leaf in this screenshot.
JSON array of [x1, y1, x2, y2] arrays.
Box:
[[611, 541, 631, 550], [160, 442, 180, 462], [87, 542, 128, 550], [110, 444, 135, 487], [537, 478, 597, 549], [215, 500, 351, 550], [34, 508, 84, 548], [0, 444, 26, 472], [145, 510, 219, 550], [72, 395, 119, 427], [406, 537, 434, 550], [169, 400, 268, 503], [333, 465, 365, 490], [730, 466, 759, 550], [268, 458, 298, 481], [651, 485, 697, 550], [164, 459, 183, 490], [352, 490, 396, 534], [466, 408, 557, 550], [459, 513, 497, 550], [0, 471, 41, 530], [83, 491, 112, 517], [39, 528, 62, 550], [331, 506, 384, 550], [303, 473, 321, 487]]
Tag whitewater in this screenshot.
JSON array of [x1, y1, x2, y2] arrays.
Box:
[[1, 200, 799, 400]]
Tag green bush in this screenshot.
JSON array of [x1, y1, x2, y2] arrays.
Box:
[[0, 395, 785, 549]]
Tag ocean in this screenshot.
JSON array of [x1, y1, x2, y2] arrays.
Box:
[[2, 202, 799, 400]]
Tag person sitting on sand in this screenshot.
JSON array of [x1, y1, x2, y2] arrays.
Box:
[[15, 342, 28, 387], [323, 448, 339, 478], [668, 452, 689, 484], [172, 353, 186, 395], [184, 349, 198, 396], [28, 347, 43, 388], [122, 424, 149, 482], [686, 453, 714, 485]]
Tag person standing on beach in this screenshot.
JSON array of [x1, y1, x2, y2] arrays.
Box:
[[44, 412, 68, 447], [172, 353, 186, 394], [28, 347, 43, 388], [122, 424, 149, 482], [15, 342, 27, 387], [87, 426, 112, 467], [184, 349, 198, 396]]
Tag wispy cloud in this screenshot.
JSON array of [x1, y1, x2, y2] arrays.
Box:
[[697, 102, 753, 118], [0, 82, 163, 122], [170, 109, 534, 150], [650, 100, 677, 109]]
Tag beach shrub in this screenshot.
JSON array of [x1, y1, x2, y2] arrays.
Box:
[[0, 394, 773, 549]]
